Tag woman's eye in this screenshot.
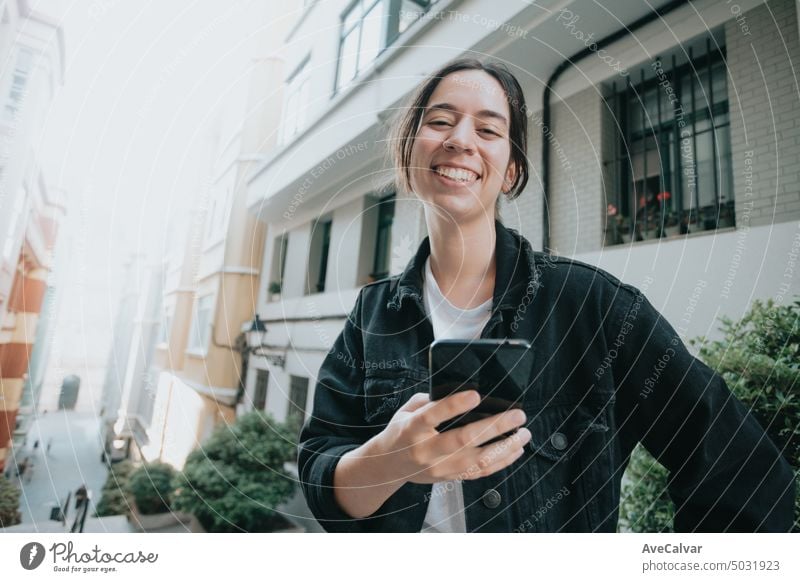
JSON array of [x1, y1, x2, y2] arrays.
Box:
[[429, 120, 451, 126], [479, 128, 500, 136]]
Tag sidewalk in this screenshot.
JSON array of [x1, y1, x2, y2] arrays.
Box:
[[6, 409, 113, 531]]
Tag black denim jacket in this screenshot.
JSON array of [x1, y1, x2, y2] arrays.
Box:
[[298, 220, 795, 532]]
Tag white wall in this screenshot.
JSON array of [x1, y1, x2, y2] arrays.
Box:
[[575, 221, 800, 343]]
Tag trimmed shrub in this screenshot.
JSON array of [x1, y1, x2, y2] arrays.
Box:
[[95, 460, 136, 517], [127, 462, 176, 515], [172, 411, 296, 532], [0, 476, 21, 527]]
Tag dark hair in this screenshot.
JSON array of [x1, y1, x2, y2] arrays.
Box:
[[388, 58, 529, 201]]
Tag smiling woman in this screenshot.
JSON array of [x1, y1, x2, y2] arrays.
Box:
[[389, 59, 529, 223], [297, 58, 795, 533]]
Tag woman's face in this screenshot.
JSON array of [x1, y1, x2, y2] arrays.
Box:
[[409, 69, 517, 224]]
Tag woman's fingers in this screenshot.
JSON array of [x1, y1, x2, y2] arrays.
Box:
[[413, 390, 481, 430], [433, 428, 531, 481], [434, 408, 528, 455], [399, 391, 430, 413], [462, 440, 527, 481]]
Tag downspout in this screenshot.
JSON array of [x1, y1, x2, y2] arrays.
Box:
[[541, 0, 689, 252]]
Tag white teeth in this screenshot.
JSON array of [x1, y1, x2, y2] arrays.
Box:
[[434, 166, 478, 183]]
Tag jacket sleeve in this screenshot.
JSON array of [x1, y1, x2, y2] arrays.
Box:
[[612, 288, 796, 532], [297, 289, 376, 532]]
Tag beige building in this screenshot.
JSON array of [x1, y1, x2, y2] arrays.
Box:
[[138, 4, 298, 468]]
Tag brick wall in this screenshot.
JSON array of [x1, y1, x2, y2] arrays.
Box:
[[726, 0, 800, 226], [548, 87, 605, 255]]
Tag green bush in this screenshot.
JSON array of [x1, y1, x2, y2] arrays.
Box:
[[618, 445, 674, 532], [172, 411, 296, 532], [127, 462, 176, 515], [0, 476, 21, 528], [619, 297, 800, 532], [94, 460, 136, 517]]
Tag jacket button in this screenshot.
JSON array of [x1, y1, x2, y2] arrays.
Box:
[[550, 432, 568, 450], [482, 488, 501, 509]]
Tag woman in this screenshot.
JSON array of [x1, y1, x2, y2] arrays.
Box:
[[298, 58, 794, 533]]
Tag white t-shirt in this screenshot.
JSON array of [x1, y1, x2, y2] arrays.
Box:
[[420, 257, 493, 533]]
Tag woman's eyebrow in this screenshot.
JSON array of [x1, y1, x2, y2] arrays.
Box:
[[424, 102, 508, 127]]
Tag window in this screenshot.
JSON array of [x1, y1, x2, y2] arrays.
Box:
[[3, 47, 34, 123], [188, 295, 214, 351], [3, 188, 27, 259], [268, 233, 289, 301], [204, 178, 233, 244], [606, 38, 733, 245], [253, 369, 269, 411], [279, 56, 311, 146], [286, 375, 309, 433], [158, 307, 173, 345], [372, 194, 395, 280], [335, 0, 431, 93], [306, 219, 332, 294]]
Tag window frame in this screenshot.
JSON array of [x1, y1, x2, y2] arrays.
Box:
[[371, 193, 396, 280], [333, 0, 431, 95], [606, 39, 734, 246], [187, 294, 214, 353]]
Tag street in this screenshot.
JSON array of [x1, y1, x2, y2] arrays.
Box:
[[8, 409, 110, 531]]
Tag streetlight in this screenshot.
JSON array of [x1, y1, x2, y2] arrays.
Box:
[[243, 314, 285, 368]]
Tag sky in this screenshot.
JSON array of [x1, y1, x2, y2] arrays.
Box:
[[27, 0, 274, 408]]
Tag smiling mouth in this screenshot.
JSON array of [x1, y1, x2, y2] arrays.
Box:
[[431, 165, 481, 185]]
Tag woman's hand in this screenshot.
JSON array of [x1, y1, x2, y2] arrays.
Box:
[[374, 390, 532, 484], [333, 390, 531, 519]]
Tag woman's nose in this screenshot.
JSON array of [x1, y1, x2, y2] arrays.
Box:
[[443, 120, 475, 153]]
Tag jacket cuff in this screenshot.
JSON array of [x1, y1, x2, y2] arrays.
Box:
[[302, 442, 373, 533]]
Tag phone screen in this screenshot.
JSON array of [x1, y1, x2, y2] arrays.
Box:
[[429, 339, 534, 434]]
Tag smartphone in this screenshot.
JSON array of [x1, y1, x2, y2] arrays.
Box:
[[428, 338, 534, 441]]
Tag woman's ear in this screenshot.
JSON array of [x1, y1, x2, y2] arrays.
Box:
[[502, 162, 517, 194]]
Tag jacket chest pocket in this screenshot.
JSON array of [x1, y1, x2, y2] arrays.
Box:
[[512, 400, 611, 532], [363, 370, 428, 429]]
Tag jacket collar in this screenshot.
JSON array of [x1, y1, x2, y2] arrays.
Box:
[[386, 220, 539, 313]]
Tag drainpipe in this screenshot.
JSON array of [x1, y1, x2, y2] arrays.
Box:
[[541, 0, 689, 252]]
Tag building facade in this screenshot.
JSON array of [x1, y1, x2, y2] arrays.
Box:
[[243, 0, 800, 528], [0, 0, 66, 473]]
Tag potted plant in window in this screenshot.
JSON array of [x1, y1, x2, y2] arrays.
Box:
[[664, 210, 680, 237], [268, 281, 282, 302], [619, 219, 633, 244], [718, 202, 735, 228]]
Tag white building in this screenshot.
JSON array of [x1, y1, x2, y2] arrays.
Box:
[[243, 0, 800, 527]]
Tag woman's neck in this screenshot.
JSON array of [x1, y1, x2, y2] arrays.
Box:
[[425, 213, 496, 309]]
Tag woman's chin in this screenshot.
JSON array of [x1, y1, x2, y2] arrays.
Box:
[[423, 195, 493, 223]]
